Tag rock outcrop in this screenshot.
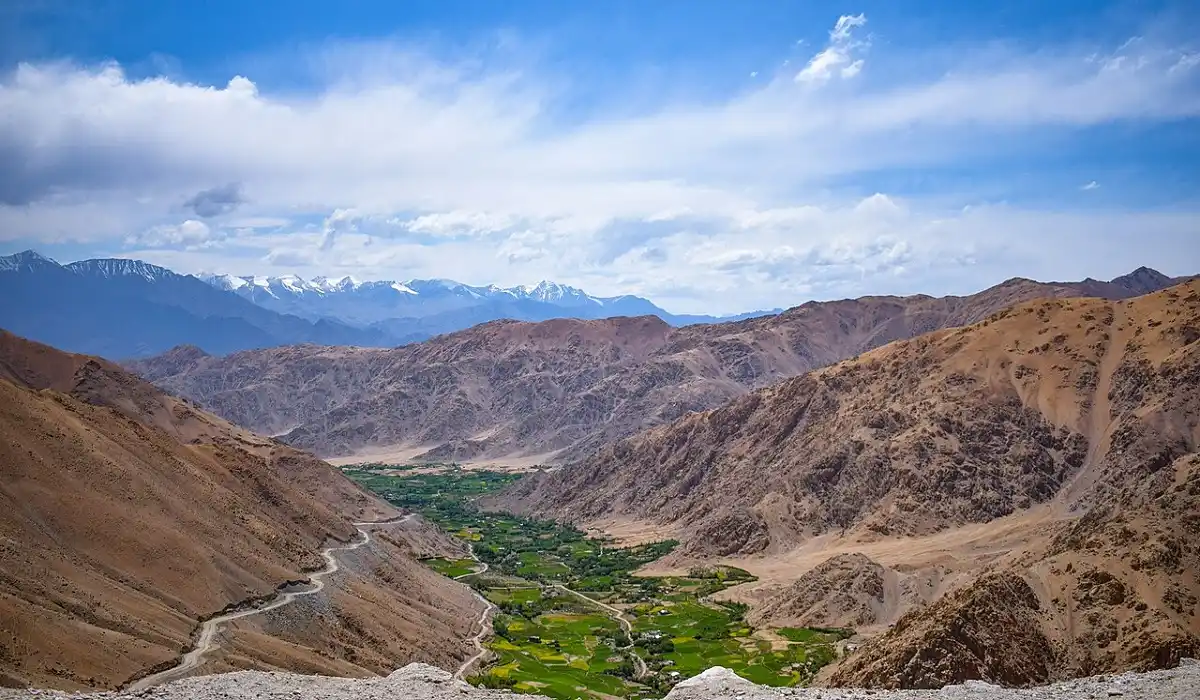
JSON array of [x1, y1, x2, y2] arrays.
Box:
[[3, 661, 1200, 699]]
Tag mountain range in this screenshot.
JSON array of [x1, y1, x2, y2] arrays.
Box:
[[200, 272, 778, 332], [6, 260, 1198, 693], [0, 251, 399, 358], [500, 280, 1200, 686], [0, 250, 778, 360], [127, 266, 1193, 463]]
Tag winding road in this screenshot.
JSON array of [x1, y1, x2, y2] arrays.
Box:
[[552, 584, 648, 678], [452, 543, 497, 680], [128, 515, 414, 691]]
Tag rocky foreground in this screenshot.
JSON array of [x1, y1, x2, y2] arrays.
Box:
[[4, 661, 1198, 700]]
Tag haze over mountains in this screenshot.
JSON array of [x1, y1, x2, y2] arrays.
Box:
[[0, 331, 481, 690], [201, 272, 775, 330], [0, 250, 775, 359], [0, 251, 395, 358], [130, 266, 1193, 463]]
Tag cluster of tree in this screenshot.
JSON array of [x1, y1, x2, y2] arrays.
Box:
[[602, 656, 638, 680], [596, 627, 631, 648], [469, 672, 515, 689], [634, 635, 675, 655], [496, 596, 550, 620], [716, 600, 749, 622]]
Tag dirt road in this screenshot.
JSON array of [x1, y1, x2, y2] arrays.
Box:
[[453, 543, 497, 680], [128, 515, 414, 691], [552, 584, 648, 678]]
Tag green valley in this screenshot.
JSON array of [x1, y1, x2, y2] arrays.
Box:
[[345, 464, 851, 699]]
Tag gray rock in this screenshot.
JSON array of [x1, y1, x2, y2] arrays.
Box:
[[3, 660, 1198, 700]]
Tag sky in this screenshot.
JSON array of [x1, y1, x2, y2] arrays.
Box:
[[1, 0, 1198, 314]]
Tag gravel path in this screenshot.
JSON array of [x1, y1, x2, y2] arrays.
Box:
[[127, 515, 413, 691], [5, 660, 1197, 699]]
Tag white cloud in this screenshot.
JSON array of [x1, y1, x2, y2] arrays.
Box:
[[397, 210, 518, 237], [831, 14, 867, 43], [1081, 180, 1100, 190], [796, 14, 869, 83], [0, 17, 1198, 312], [126, 219, 214, 248]]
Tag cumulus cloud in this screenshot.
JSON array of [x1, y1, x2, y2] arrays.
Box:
[[126, 219, 214, 248], [796, 14, 869, 83], [1081, 180, 1100, 190], [320, 208, 362, 251], [184, 182, 245, 217]]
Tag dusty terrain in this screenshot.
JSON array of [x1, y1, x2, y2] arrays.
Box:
[[499, 281, 1200, 686], [0, 332, 481, 691], [3, 660, 1199, 700], [127, 269, 1184, 463]]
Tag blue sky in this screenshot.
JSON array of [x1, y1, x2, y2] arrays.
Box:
[[1, 0, 1198, 313]]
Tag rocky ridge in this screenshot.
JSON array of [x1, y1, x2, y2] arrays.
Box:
[[3, 661, 1198, 700], [128, 268, 1186, 462], [499, 281, 1200, 687]]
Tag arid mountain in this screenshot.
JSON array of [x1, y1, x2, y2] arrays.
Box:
[[499, 281, 1200, 686], [128, 268, 1187, 462], [744, 553, 932, 631], [0, 331, 480, 691]]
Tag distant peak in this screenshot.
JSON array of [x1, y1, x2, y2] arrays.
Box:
[[1109, 266, 1173, 294], [1113, 265, 1168, 280], [65, 258, 176, 281], [0, 249, 61, 271]]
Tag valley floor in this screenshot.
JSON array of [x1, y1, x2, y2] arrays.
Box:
[[345, 464, 852, 699]]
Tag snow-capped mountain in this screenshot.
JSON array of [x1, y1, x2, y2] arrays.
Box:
[[0, 252, 402, 358], [65, 258, 178, 282], [191, 271, 781, 335], [195, 272, 698, 328], [0, 249, 61, 273]]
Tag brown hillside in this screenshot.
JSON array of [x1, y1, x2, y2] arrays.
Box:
[[499, 281, 1200, 686], [0, 332, 479, 690], [127, 270, 1183, 463]]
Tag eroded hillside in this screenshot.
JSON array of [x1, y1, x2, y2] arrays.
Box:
[[499, 281, 1200, 686], [0, 332, 480, 690]]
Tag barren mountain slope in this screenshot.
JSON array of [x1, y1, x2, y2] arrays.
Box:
[[499, 281, 1200, 686], [0, 331, 479, 691], [128, 270, 1180, 462], [744, 553, 933, 631]]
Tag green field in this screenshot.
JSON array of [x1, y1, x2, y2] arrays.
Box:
[[423, 557, 480, 578], [346, 464, 850, 699]]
